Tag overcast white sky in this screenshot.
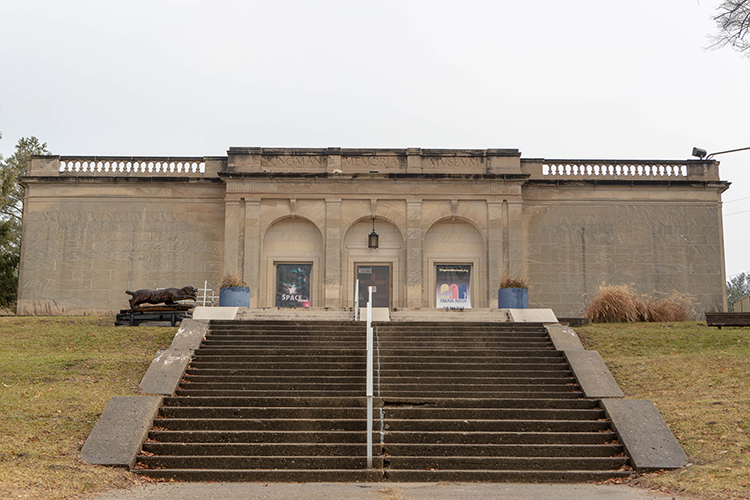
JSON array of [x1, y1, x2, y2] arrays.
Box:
[[1, 0, 749, 277]]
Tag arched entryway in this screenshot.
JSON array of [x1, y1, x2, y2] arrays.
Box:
[[261, 218, 324, 308], [343, 218, 405, 309], [424, 220, 487, 308]]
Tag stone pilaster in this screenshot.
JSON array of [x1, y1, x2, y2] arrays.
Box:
[[406, 200, 423, 308], [487, 201, 504, 305], [507, 200, 524, 279], [325, 198, 342, 307], [406, 148, 422, 174], [243, 200, 261, 307], [223, 199, 241, 274]]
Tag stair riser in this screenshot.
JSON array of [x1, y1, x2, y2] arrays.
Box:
[[136, 469, 383, 482], [384, 470, 632, 482], [143, 443, 379, 456], [160, 397, 599, 409], [138, 456, 383, 469], [145, 430, 620, 446], [161, 396, 370, 408], [149, 430, 370, 443], [383, 409, 604, 420], [154, 419, 372, 431], [386, 457, 629, 471], [384, 431, 619, 445], [135, 469, 632, 483], [158, 407, 603, 420], [384, 421, 612, 432], [180, 377, 577, 386], [185, 369, 571, 377], [384, 444, 623, 457], [160, 408, 368, 419], [175, 390, 368, 397]]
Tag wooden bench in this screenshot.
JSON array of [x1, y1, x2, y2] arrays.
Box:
[[705, 312, 750, 329]]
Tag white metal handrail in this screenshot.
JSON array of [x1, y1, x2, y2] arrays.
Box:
[[354, 279, 360, 321], [366, 286, 374, 469]]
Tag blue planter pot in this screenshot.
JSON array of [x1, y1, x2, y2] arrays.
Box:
[[219, 287, 250, 307], [498, 288, 528, 309]]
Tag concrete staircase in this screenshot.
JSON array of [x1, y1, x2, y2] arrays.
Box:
[[134, 320, 633, 481]]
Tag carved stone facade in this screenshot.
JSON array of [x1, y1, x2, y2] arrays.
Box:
[[18, 148, 728, 316]]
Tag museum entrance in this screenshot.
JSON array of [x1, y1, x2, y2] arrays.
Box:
[[357, 265, 390, 308]]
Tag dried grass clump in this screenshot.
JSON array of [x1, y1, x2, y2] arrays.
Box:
[[220, 271, 247, 288], [584, 283, 694, 323], [499, 276, 528, 290], [644, 292, 695, 322]]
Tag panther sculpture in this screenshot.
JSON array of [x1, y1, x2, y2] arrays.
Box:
[[125, 286, 198, 310]]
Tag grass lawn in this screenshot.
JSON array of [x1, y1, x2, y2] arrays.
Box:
[[0, 316, 175, 499], [577, 322, 750, 500], [1, 318, 749, 499]]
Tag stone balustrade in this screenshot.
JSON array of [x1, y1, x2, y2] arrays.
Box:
[[522, 158, 719, 182], [59, 157, 207, 174], [543, 160, 687, 178], [27, 156, 223, 177], [27, 152, 720, 182]]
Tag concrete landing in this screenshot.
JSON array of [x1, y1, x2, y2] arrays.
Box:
[[191, 307, 563, 323], [237, 307, 354, 321], [357, 307, 390, 321], [507, 308, 558, 323], [389, 308, 512, 322]]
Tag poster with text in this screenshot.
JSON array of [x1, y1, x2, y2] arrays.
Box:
[[436, 264, 472, 309], [276, 264, 312, 308]]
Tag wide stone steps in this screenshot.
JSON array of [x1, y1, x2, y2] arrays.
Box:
[[134, 320, 632, 482]]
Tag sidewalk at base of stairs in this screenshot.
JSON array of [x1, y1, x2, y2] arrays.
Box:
[[91, 482, 696, 500]]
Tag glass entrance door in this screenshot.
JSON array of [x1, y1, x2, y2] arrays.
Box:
[[357, 265, 390, 308]]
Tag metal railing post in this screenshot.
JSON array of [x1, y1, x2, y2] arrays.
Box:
[[366, 285, 373, 469], [354, 279, 360, 321]]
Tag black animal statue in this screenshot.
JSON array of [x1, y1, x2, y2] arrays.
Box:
[[125, 286, 198, 310]]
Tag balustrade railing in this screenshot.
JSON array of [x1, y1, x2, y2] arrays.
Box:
[[58, 157, 206, 175], [541, 160, 688, 179]]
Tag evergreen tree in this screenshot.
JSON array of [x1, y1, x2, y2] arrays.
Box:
[[726, 272, 750, 311], [0, 135, 50, 307]]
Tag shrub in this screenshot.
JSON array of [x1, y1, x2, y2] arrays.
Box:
[[584, 283, 694, 323]]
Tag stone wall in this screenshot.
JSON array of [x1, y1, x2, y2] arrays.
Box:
[[523, 184, 725, 316], [17, 149, 728, 317], [18, 178, 225, 314]]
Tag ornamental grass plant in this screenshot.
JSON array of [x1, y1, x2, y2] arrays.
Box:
[[584, 283, 694, 323], [498, 276, 528, 289], [219, 270, 246, 288]]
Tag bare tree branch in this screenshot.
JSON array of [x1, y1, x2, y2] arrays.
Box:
[[710, 0, 750, 56]]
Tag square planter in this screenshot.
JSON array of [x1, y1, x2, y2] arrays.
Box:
[[219, 287, 250, 307], [498, 287, 529, 309]]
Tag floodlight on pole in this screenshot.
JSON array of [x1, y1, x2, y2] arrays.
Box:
[[693, 146, 750, 160], [707, 146, 750, 160]]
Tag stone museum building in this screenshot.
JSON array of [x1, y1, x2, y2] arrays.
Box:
[[18, 147, 729, 316]]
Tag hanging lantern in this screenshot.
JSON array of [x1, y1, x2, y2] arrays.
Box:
[[368, 218, 379, 249]]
